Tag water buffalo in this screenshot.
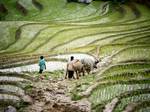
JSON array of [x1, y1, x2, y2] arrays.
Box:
[[80, 57, 99, 74], [65, 59, 85, 79]]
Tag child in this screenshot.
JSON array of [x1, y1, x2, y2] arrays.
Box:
[[38, 56, 46, 74]]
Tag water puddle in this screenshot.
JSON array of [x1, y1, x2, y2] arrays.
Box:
[[52, 53, 95, 61], [0, 53, 95, 73]]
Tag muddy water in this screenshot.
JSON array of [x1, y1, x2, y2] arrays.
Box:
[[0, 53, 95, 73], [52, 53, 95, 61], [0, 61, 66, 73]]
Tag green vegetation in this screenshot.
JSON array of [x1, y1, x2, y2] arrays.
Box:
[[0, 0, 150, 111]]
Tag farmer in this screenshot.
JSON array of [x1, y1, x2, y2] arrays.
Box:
[[65, 56, 76, 79], [38, 56, 46, 74]]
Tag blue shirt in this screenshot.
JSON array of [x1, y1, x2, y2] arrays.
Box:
[[39, 59, 46, 70]]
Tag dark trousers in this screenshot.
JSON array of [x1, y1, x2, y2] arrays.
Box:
[[39, 69, 43, 74], [68, 71, 74, 79]]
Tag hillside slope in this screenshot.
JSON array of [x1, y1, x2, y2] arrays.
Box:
[[0, 0, 150, 112]]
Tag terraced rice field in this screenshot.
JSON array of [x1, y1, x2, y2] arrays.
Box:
[[0, 0, 150, 111]]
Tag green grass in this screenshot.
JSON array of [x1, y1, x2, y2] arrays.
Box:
[[98, 62, 150, 77], [112, 46, 150, 63], [18, 0, 38, 11], [0, 1, 150, 111], [0, 21, 29, 50], [0, 24, 49, 53], [116, 4, 137, 22], [68, 45, 96, 53], [89, 84, 150, 108], [115, 93, 150, 112], [64, 3, 123, 25], [112, 31, 150, 44], [99, 69, 150, 82], [29, 70, 64, 80], [20, 25, 81, 53], [138, 107, 150, 112], [129, 35, 150, 44], [58, 1, 105, 22], [126, 3, 150, 23], [0, 0, 26, 20]]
